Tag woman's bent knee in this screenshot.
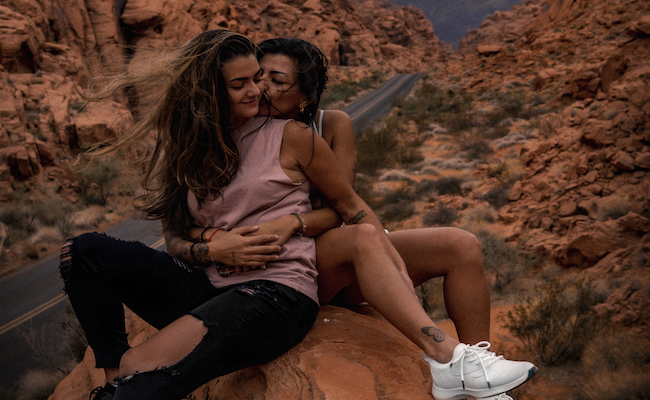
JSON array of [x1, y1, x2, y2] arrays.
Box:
[[59, 232, 112, 291]]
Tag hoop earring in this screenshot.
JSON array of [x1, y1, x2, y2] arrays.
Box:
[[299, 107, 305, 114]]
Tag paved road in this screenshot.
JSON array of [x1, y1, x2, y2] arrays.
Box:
[[345, 73, 422, 134], [0, 218, 164, 390], [0, 73, 421, 391]]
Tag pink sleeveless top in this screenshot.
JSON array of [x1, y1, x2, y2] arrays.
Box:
[[187, 117, 318, 304]]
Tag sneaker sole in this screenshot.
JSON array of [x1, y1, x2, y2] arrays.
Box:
[[432, 365, 538, 400]]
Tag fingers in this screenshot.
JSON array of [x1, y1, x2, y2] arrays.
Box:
[[231, 225, 260, 235]]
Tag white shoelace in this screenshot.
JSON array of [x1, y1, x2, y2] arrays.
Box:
[[458, 341, 503, 390]]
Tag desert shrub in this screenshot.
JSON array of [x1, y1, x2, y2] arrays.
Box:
[[483, 89, 538, 128], [356, 122, 399, 175], [353, 174, 379, 209], [431, 176, 465, 195], [481, 186, 510, 209], [395, 144, 424, 167], [578, 330, 650, 400], [467, 206, 497, 224], [474, 229, 523, 290], [30, 196, 75, 237], [12, 370, 63, 400], [376, 187, 416, 223], [21, 305, 88, 375], [0, 204, 35, 244], [415, 179, 437, 198], [422, 204, 459, 226], [321, 83, 355, 105], [75, 156, 123, 206], [461, 139, 493, 161], [23, 242, 40, 259], [392, 81, 476, 133], [320, 70, 384, 107], [379, 200, 415, 223], [503, 276, 609, 366]]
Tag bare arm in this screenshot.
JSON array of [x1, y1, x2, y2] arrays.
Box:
[[282, 121, 406, 274], [164, 224, 281, 269], [298, 110, 357, 235]]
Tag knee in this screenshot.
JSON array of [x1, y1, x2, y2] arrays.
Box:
[[59, 232, 104, 290], [349, 223, 383, 248], [454, 229, 485, 269]]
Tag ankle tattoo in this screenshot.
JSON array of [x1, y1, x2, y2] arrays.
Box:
[[422, 327, 446, 343]]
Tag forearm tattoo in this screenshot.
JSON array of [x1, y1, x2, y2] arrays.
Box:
[[169, 237, 211, 266], [347, 209, 367, 225], [422, 327, 447, 343]]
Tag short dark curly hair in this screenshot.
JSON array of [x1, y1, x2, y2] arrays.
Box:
[[257, 37, 329, 124]]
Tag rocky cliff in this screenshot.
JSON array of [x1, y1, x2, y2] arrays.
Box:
[[0, 0, 445, 200], [429, 0, 650, 337], [3, 0, 650, 398]]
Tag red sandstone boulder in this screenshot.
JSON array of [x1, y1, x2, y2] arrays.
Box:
[[49, 305, 433, 400]]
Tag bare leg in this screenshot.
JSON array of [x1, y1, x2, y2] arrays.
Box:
[[317, 226, 490, 344], [388, 228, 490, 344], [117, 315, 207, 379], [317, 224, 459, 363]]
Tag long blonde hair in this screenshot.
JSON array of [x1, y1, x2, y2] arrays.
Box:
[[86, 30, 258, 238]]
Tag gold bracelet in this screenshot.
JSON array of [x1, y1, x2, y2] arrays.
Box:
[[291, 213, 307, 236]]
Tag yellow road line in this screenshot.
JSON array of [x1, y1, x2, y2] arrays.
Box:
[[0, 293, 67, 335], [0, 237, 166, 336]]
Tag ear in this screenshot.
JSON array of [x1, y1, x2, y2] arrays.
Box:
[[299, 99, 312, 110]]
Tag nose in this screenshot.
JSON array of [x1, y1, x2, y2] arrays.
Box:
[[248, 81, 262, 97], [256, 78, 269, 92]]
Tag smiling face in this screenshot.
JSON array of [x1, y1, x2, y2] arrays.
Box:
[[221, 54, 263, 126], [257, 53, 311, 120]]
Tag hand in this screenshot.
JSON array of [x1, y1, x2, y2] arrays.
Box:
[[244, 214, 298, 247], [209, 226, 281, 270]]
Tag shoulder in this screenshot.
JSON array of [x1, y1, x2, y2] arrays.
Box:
[[282, 119, 318, 147], [322, 109, 352, 127], [321, 109, 354, 145]]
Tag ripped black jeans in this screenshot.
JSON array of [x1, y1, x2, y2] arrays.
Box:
[[60, 232, 319, 400]]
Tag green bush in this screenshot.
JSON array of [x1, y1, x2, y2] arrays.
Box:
[[503, 276, 609, 366]]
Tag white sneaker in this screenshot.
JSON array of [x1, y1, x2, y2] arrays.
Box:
[[478, 394, 514, 400], [423, 341, 537, 400]]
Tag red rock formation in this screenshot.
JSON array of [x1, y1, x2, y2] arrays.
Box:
[[456, 0, 551, 56], [0, 0, 444, 189], [49, 305, 433, 400]]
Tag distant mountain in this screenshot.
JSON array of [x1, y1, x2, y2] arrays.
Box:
[[387, 0, 524, 48]]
